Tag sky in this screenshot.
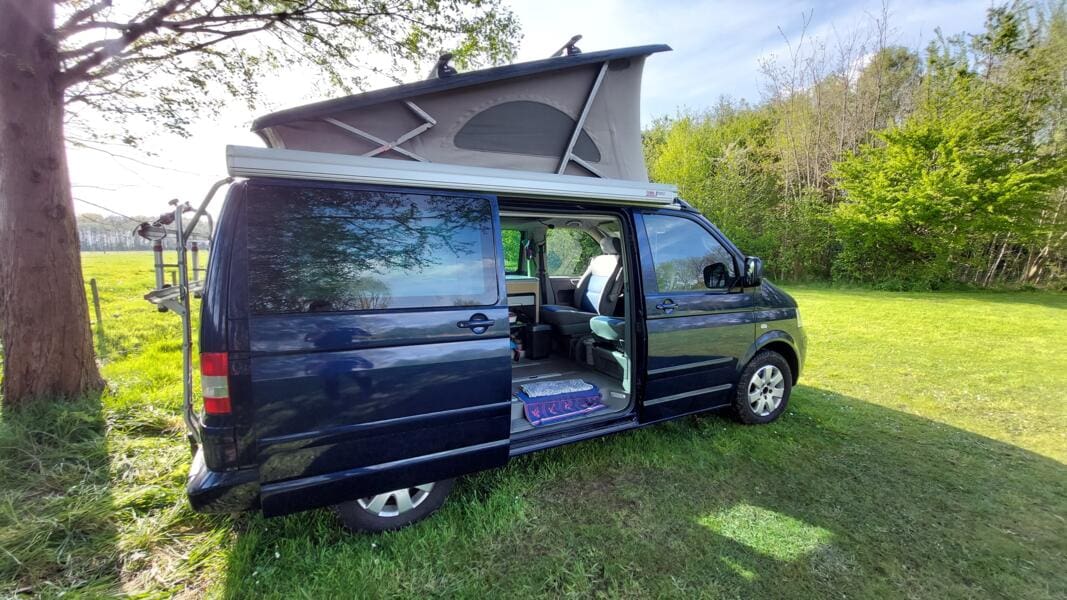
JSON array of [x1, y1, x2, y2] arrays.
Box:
[[68, 0, 993, 220]]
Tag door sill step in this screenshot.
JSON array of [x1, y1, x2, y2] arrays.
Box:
[[509, 415, 637, 456]]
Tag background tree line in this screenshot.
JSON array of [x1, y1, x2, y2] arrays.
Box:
[[78, 214, 154, 251], [77, 213, 211, 252], [644, 2, 1066, 289]]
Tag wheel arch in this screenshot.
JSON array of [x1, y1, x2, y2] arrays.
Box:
[[740, 331, 801, 385]]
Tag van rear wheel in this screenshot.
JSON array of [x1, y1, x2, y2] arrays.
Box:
[[733, 351, 792, 424], [334, 478, 455, 533]]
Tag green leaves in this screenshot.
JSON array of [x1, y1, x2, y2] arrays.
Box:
[[831, 5, 1067, 288], [645, 106, 837, 282], [644, 3, 1065, 289]]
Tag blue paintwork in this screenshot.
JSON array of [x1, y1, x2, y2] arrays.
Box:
[[635, 210, 757, 422], [744, 280, 806, 382], [187, 185, 806, 518], [196, 183, 246, 471]]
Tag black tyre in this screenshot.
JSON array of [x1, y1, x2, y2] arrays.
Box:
[[733, 351, 792, 424], [334, 478, 455, 533]]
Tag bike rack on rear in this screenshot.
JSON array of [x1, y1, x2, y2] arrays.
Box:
[[135, 177, 233, 445]]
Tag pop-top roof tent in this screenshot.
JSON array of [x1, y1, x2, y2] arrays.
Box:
[[251, 42, 672, 182]]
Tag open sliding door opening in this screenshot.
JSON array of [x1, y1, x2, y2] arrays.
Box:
[[498, 206, 638, 439]]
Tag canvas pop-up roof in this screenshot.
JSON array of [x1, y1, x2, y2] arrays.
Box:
[[251, 43, 671, 183]]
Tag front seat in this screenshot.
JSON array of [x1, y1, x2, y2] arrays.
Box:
[[590, 316, 629, 391], [541, 236, 623, 335]]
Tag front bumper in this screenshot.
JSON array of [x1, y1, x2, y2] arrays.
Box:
[[187, 448, 260, 513]]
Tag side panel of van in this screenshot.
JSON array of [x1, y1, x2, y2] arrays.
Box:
[[635, 211, 756, 422], [241, 180, 512, 516]]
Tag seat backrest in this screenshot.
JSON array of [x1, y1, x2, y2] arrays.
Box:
[[573, 236, 622, 315]]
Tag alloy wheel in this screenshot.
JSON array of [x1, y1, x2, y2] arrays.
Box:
[[357, 483, 435, 518], [747, 365, 785, 417]]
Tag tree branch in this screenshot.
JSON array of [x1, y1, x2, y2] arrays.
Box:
[[59, 20, 128, 37], [59, 0, 194, 88], [120, 23, 277, 64], [59, 38, 111, 62], [57, 0, 114, 36]]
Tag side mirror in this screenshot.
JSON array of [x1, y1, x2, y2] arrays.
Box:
[[703, 263, 729, 289], [744, 256, 763, 287]]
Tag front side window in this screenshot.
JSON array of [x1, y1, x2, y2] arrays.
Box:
[[643, 214, 736, 292], [248, 185, 498, 313]]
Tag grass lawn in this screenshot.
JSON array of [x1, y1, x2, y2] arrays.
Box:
[[1, 251, 1066, 598]]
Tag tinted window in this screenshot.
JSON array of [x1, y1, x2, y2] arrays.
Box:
[[455, 101, 601, 162], [546, 228, 602, 276], [248, 185, 498, 313], [643, 214, 735, 292]]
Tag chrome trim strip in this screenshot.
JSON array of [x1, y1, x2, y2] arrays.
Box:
[[648, 357, 732, 375], [644, 384, 732, 407]]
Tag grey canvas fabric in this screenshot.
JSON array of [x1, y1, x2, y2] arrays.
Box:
[[252, 48, 666, 182]]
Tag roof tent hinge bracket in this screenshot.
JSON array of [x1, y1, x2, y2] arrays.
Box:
[[557, 60, 608, 177], [323, 101, 435, 163], [570, 155, 606, 178], [404, 100, 437, 126]]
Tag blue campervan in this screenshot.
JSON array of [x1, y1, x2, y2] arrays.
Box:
[[168, 44, 805, 532]]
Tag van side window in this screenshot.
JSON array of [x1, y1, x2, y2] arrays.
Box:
[[642, 214, 735, 292], [247, 185, 498, 313], [546, 228, 601, 276]]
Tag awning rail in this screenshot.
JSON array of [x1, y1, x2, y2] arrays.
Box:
[[226, 145, 678, 206]]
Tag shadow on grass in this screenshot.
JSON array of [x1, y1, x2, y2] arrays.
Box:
[[218, 386, 1067, 598], [0, 394, 120, 597]]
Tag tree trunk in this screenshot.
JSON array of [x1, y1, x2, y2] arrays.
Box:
[[0, 0, 104, 408]]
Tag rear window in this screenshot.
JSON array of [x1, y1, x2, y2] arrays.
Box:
[[247, 184, 498, 314]]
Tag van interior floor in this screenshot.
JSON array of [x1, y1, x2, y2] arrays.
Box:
[[509, 355, 631, 435]]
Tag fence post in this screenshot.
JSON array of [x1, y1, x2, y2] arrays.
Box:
[[90, 278, 105, 350], [191, 241, 200, 282]]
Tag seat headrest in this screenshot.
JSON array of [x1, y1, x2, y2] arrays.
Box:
[[599, 236, 621, 255]]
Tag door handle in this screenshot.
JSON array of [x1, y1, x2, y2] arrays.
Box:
[[655, 299, 677, 314], [457, 313, 495, 334]]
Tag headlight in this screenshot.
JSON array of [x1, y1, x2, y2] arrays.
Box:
[[795, 307, 803, 328]]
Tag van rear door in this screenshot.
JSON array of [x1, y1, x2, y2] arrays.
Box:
[[243, 180, 511, 517]]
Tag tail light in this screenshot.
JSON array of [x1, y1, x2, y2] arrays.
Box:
[[200, 352, 231, 415]]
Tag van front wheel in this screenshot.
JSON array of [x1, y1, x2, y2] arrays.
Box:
[[733, 351, 792, 424], [334, 478, 455, 533]]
